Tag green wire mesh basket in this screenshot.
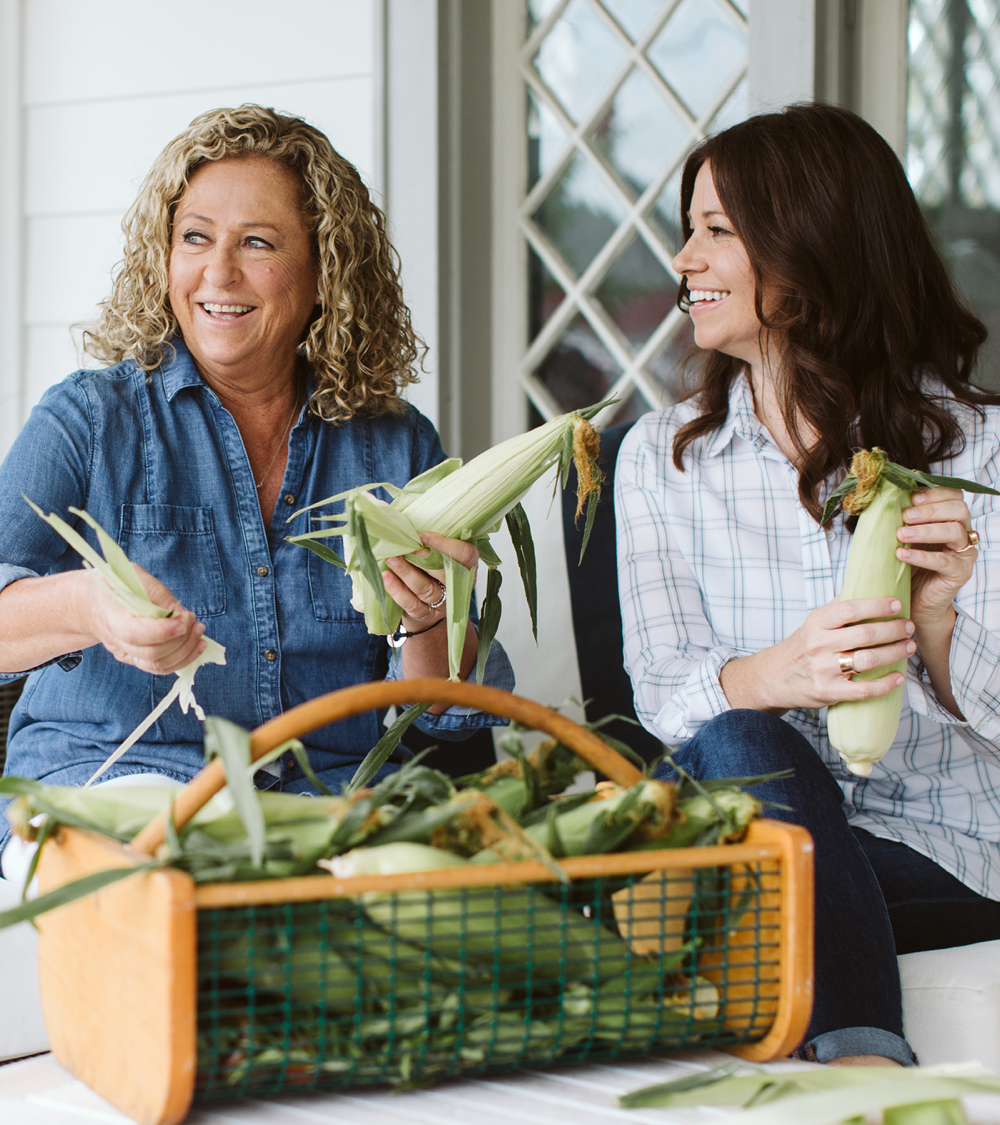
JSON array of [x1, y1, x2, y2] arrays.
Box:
[[35, 680, 814, 1125]]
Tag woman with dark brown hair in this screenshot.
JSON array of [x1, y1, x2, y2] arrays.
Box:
[[617, 104, 1000, 1065]]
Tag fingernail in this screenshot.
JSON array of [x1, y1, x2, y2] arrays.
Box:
[[905, 620, 915, 634], [897, 549, 910, 560], [907, 640, 917, 654], [913, 493, 927, 504], [890, 599, 902, 612]]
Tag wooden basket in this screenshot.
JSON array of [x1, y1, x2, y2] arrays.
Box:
[[34, 680, 813, 1125]]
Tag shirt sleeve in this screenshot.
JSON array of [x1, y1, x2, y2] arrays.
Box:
[[902, 407, 1000, 754], [615, 419, 737, 745], [0, 377, 93, 681]]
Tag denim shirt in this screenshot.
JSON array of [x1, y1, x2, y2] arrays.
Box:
[[0, 341, 513, 798]]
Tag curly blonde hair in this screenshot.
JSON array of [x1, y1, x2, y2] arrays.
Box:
[[85, 104, 421, 419]]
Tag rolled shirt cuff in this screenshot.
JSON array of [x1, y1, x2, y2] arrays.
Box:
[[805, 1026, 917, 1066]]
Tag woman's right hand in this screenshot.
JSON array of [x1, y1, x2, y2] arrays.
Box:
[[720, 596, 916, 714], [82, 565, 207, 675]]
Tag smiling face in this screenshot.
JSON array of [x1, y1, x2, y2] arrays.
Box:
[[672, 161, 763, 367], [169, 156, 318, 389]]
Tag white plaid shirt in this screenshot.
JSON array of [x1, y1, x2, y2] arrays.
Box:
[[616, 376, 1000, 899]]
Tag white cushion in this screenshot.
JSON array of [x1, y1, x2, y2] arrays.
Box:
[[0, 877, 48, 1062], [899, 940, 1000, 1068]]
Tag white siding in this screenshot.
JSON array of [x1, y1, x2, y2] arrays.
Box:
[[5, 0, 380, 453]]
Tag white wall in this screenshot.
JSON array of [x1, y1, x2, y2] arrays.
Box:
[[1, 0, 385, 455]]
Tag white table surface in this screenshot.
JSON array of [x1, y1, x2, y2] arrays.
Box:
[[0, 1049, 781, 1124], [4, 1049, 1000, 1125]]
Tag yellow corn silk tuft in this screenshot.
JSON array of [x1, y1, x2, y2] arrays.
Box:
[[572, 417, 603, 520]]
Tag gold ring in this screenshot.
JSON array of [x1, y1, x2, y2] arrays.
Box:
[[838, 652, 855, 675], [954, 528, 980, 554]]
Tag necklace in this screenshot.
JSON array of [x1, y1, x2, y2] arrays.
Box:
[[255, 391, 300, 491]]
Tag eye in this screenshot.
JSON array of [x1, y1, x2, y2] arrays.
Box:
[[245, 235, 274, 250], [709, 225, 734, 237], [180, 229, 209, 245]]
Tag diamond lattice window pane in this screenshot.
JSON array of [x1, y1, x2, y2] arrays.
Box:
[[709, 75, 749, 134], [648, 318, 695, 401], [648, 0, 747, 119], [528, 87, 571, 191], [595, 232, 674, 349], [528, 246, 566, 339], [601, 0, 664, 43], [589, 66, 690, 197], [650, 166, 684, 253], [528, 0, 561, 30], [533, 0, 628, 124], [534, 315, 621, 411], [531, 151, 627, 277], [608, 387, 654, 426]]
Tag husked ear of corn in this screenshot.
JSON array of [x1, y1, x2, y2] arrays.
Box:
[[286, 400, 609, 681], [823, 448, 998, 776]]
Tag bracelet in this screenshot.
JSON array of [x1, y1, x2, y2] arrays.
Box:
[[387, 615, 446, 649]]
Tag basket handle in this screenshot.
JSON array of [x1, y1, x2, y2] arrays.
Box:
[[129, 678, 646, 857]]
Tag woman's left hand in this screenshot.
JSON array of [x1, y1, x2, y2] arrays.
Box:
[[381, 531, 480, 697], [382, 531, 479, 634], [896, 487, 978, 626]]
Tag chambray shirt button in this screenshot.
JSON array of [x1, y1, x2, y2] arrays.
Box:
[[264, 649, 277, 662], [284, 494, 296, 506], [283, 756, 297, 772], [825, 530, 836, 542], [256, 565, 270, 577]]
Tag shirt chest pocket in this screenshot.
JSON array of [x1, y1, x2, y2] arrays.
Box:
[[119, 504, 227, 618], [305, 511, 366, 623]]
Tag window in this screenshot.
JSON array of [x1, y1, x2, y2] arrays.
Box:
[[908, 0, 1000, 388], [518, 0, 748, 426]]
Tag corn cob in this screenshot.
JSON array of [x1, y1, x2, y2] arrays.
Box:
[[285, 401, 608, 680], [822, 448, 998, 775]]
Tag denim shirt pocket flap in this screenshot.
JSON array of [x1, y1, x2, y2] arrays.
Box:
[[119, 504, 227, 618]]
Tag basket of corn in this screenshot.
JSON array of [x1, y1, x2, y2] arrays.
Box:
[[11, 680, 813, 1125]]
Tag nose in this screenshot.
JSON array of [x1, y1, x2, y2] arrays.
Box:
[[203, 242, 242, 288], [672, 234, 700, 278]]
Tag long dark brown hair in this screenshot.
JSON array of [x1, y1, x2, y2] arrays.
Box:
[[671, 103, 999, 522]]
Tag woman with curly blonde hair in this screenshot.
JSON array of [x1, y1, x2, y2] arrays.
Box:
[[0, 105, 511, 835]]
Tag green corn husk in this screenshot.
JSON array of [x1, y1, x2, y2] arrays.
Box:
[[326, 842, 635, 983], [457, 735, 587, 821], [822, 449, 998, 776], [518, 778, 677, 858], [285, 401, 609, 680], [617, 1060, 998, 1123], [26, 500, 227, 783]]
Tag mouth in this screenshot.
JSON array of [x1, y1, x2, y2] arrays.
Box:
[[688, 289, 731, 307], [199, 302, 256, 321]]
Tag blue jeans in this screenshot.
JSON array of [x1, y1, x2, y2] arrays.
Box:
[[657, 710, 936, 1065]]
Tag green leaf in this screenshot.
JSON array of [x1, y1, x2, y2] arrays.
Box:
[[347, 703, 434, 794], [910, 470, 1000, 496], [0, 862, 161, 930], [505, 503, 538, 642], [475, 567, 502, 686], [821, 474, 859, 524], [472, 534, 503, 569], [883, 1100, 969, 1125], [203, 717, 265, 868], [284, 535, 348, 568], [443, 553, 477, 681], [347, 499, 392, 622], [578, 487, 600, 563]]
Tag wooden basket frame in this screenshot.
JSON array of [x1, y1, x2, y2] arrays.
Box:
[[34, 680, 814, 1125]]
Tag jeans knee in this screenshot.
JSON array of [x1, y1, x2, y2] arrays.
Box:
[[663, 709, 825, 783]]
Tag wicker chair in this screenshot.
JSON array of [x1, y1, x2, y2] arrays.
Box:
[[0, 678, 25, 776]]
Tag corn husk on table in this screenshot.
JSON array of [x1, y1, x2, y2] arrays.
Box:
[[23, 681, 813, 1125], [285, 402, 607, 680], [821, 449, 997, 776]]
